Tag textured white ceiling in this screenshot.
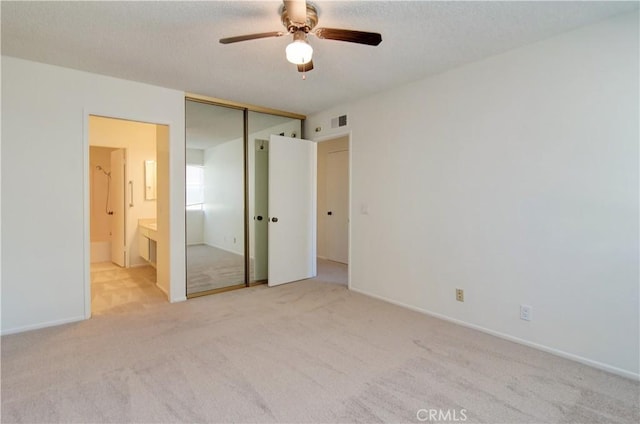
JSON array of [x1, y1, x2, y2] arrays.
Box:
[[2, 1, 637, 115]]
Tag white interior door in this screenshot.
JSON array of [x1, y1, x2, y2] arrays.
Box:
[[268, 135, 316, 286], [326, 150, 349, 264], [110, 149, 126, 267]]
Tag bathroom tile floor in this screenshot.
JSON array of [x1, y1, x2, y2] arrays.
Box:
[[91, 262, 167, 315]]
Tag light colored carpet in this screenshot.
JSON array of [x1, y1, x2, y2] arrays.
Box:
[[187, 244, 251, 295], [316, 258, 348, 286], [2, 263, 638, 423]]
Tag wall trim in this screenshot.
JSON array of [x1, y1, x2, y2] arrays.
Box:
[[170, 295, 187, 303], [186, 93, 305, 120], [312, 131, 352, 289], [1, 316, 85, 336], [155, 281, 169, 297], [202, 242, 244, 257], [83, 108, 181, 320], [350, 286, 640, 382]]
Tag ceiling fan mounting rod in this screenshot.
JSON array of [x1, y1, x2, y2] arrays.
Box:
[[281, 3, 318, 33]]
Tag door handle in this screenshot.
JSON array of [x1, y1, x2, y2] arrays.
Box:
[[270, 217, 279, 223], [327, 211, 333, 215], [256, 215, 263, 221]]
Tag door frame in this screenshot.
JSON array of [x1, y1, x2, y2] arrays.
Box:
[[312, 131, 352, 289], [82, 111, 173, 319], [108, 147, 128, 267]]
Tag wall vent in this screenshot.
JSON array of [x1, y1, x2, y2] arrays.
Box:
[[331, 114, 348, 129]]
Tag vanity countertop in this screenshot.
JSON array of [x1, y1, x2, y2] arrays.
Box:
[[139, 219, 157, 234]]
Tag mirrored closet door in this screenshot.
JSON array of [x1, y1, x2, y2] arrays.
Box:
[[185, 100, 245, 296], [185, 98, 303, 297]]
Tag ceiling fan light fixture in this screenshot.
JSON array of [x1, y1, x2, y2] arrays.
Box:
[[286, 40, 313, 64], [219, 1, 383, 74], [286, 31, 313, 65]]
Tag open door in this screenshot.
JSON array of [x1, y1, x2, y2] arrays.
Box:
[[110, 149, 126, 267], [268, 135, 316, 286], [326, 150, 349, 264]]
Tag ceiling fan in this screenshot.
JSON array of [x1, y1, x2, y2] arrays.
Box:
[[219, 0, 382, 75]]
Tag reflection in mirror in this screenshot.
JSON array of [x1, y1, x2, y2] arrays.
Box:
[[186, 100, 245, 296], [185, 99, 303, 297], [247, 111, 302, 284], [144, 160, 157, 200]]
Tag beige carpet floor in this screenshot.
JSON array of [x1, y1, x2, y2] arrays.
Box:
[[187, 244, 251, 295], [1, 263, 638, 423]]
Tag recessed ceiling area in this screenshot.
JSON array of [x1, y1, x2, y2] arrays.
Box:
[[2, 1, 637, 115]]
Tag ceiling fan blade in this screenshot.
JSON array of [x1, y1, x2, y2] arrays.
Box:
[[314, 28, 382, 46], [219, 31, 284, 44], [297, 60, 314, 72], [284, 0, 307, 25]]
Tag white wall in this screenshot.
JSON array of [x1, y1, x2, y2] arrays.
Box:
[[306, 12, 639, 378], [155, 124, 173, 297], [203, 139, 244, 255], [89, 116, 158, 267], [186, 148, 205, 246], [1, 56, 186, 334], [186, 148, 204, 166]]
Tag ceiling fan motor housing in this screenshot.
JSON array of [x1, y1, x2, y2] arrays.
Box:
[[281, 3, 318, 33]]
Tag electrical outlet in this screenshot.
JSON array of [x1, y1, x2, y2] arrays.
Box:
[[520, 304, 532, 321], [456, 289, 464, 302]]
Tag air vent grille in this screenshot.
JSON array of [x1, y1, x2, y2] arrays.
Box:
[[331, 114, 348, 128]]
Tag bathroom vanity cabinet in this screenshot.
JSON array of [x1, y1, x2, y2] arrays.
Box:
[[138, 219, 158, 268]]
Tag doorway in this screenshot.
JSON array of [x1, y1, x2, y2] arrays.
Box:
[[88, 115, 166, 315], [316, 135, 350, 286]]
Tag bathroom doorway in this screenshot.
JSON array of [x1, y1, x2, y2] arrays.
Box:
[[88, 115, 166, 315]]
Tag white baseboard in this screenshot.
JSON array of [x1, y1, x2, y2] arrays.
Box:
[[1, 315, 86, 336], [349, 286, 639, 381], [170, 295, 187, 303], [156, 282, 169, 296], [203, 242, 243, 256]]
